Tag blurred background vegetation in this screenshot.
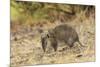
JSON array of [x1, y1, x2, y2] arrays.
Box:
[[11, 0, 95, 27]]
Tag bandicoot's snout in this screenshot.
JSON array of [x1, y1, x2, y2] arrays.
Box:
[[41, 32, 49, 52]]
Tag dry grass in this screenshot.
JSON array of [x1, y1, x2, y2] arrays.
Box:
[[10, 2, 95, 67]]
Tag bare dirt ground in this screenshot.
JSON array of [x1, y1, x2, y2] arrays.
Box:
[[10, 10, 95, 67]]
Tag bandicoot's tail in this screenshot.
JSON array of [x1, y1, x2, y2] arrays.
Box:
[[78, 40, 85, 47]]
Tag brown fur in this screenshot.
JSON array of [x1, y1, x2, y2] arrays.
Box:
[[41, 24, 84, 52]]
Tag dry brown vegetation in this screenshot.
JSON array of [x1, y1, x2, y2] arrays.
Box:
[[10, 1, 95, 67]]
